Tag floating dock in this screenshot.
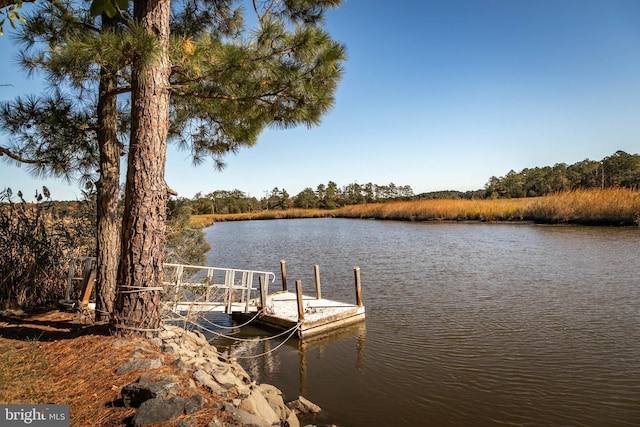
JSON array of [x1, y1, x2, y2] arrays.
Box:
[[233, 289, 366, 339]]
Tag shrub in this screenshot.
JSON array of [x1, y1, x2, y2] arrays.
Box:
[[0, 188, 94, 310], [165, 205, 210, 265]]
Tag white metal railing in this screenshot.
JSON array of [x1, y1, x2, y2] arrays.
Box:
[[163, 263, 276, 313], [62, 257, 276, 314]]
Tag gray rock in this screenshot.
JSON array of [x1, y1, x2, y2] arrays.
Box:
[[236, 382, 251, 398], [177, 346, 198, 358], [184, 393, 206, 414], [202, 347, 220, 358], [175, 357, 192, 373], [188, 356, 210, 370], [202, 360, 228, 373], [161, 342, 181, 354], [164, 325, 210, 351], [159, 326, 179, 339], [212, 368, 244, 389], [131, 396, 186, 427], [238, 389, 280, 426], [257, 383, 288, 421], [133, 343, 153, 353], [156, 374, 180, 383], [224, 403, 274, 427], [193, 369, 227, 395], [191, 329, 209, 345], [121, 378, 180, 407], [286, 410, 301, 427], [288, 396, 321, 415], [229, 363, 251, 383], [116, 356, 163, 374]]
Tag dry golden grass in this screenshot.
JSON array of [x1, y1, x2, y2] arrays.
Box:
[[334, 198, 533, 221], [527, 188, 640, 225], [192, 208, 330, 227]]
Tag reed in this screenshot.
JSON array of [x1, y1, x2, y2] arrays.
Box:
[[334, 198, 533, 222], [191, 208, 331, 227], [526, 188, 640, 225]]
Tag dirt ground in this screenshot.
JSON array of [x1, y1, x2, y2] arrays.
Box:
[[0, 309, 228, 426]]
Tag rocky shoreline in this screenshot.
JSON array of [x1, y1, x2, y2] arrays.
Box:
[[116, 322, 329, 427]]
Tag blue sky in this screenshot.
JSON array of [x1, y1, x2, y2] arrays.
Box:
[[1, 0, 640, 201]]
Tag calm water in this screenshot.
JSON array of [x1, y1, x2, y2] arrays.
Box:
[[203, 218, 640, 427]]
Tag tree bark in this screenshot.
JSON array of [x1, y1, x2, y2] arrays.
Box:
[[94, 15, 121, 322], [112, 0, 171, 337]]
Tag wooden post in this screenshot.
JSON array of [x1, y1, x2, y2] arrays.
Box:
[[259, 275, 266, 311], [354, 266, 363, 307], [314, 264, 321, 300], [81, 268, 96, 305], [280, 260, 288, 291], [296, 280, 304, 321]]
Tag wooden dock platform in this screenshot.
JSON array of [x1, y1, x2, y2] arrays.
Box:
[[233, 290, 366, 339]]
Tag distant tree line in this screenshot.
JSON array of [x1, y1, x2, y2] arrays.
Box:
[[146, 150, 640, 215], [174, 181, 416, 215], [414, 150, 640, 201], [483, 150, 640, 199]]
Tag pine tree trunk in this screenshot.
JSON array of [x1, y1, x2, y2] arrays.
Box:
[[94, 15, 121, 322], [112, 0, 171, 337]]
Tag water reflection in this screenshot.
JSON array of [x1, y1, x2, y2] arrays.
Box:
[[206, 316, 366, 400], [203, 219, 640, 427]]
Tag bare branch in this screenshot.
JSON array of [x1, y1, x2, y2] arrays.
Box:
[[0, 146, 39, 164]]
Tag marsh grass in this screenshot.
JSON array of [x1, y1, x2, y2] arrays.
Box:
[[191, 208, 331, 227], [335, 198, 533, 221], [527, 188, 640, 225], [191, 189, 640, 226]]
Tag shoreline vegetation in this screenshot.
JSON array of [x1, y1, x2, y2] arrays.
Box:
[[191, 188, 640, 228]]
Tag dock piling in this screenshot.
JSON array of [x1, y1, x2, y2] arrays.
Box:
[[296, 280, 304, 321], [354, 266, 363, 307], [259, 275, 266, 310], [314, 264, 322, 300], [280, 260, 288, 291]]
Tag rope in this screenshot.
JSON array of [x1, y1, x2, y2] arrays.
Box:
[[163, 308, 300, 343], [224, 322, 301, 360], [199, 308, 264, 330], [160, 302, 264, 330], [162, 310, 300, 360], [118, 285, 164, 294]]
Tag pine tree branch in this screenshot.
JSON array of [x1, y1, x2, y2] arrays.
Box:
[[0, 146, 38, 164], [47, 0, 101, 33], [170, 86, 289, 102]]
